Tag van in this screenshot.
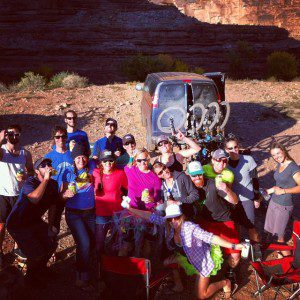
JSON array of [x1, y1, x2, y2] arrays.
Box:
[[136, 72, 229, 149]]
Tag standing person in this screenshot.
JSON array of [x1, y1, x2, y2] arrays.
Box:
[[64, 110, 90, 153], [187, 155, 241, 290], [264, 142, 300, 257], [0, 124, 34, 267], [152, 162, 199, 219], [92, 118, 123, 159], [93, 150, 128, 254], [224, 136, 261, 243], [6, 157, 59, 287], [61, 144, 95, 288], [122, 202, 245, 299], [152, 130, 201, 172], [45, 126, 73, 232], [116, 134, 138, 169]]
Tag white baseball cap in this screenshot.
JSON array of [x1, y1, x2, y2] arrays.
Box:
[[187, 161, 204, 176], [164, 204, 182, 219]]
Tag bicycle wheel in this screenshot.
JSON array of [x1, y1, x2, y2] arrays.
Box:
[[157, 106, 186, 133]]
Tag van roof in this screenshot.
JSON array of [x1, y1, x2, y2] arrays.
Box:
[[148, 72, 211, 82]]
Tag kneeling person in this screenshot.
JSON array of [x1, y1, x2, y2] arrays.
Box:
[[6, 158, 60, 287]]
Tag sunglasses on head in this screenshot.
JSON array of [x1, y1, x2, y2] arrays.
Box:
[[157, 166, 167, 176], [39, 162, 52, 168], [54, 135, 67, 140], [136, 158, 148, 163], [227, 146, 238, 150], [66, 117, 76, 120], [215, 158, 228, 163], [124, 141, 135, 146], [6, 132, 20, 138], [158, 141, 169, 147]]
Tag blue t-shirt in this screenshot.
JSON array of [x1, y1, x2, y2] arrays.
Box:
[[45, 150, 73, 189], [92, 135, 124, 158], [7, 177, 59, 229], [67, 130, 90, 151], [63, 166, 95, 210]]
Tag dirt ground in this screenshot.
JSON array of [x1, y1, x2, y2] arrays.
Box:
[[0, 79, 299, 299]]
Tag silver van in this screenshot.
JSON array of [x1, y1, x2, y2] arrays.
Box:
[[136, 72, 229, 149]]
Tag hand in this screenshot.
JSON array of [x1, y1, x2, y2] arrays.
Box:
[[114, 150, 121, 157], [143, 196, 154, 204], [235, 243, 246, 251], [69, 140, 76, 150], [63, 189, 75, 199], [44, 166, 52, 181], [0, 130, 6, 144], [175, 129, 185, 141], [273, 186, 285, 195], [216, 181, 228, 192], [254, 200, 260, 209], [121, 196, 131, 209], [266, 187, 275, 194]]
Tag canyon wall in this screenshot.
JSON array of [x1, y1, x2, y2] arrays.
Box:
[[0, 0, 299, 83]]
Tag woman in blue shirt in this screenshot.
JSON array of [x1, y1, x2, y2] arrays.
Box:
[[61, 143, 95, 289]]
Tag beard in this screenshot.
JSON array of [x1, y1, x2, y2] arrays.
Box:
[[193, 179, 204, 188], [8, 138, 19, 145]]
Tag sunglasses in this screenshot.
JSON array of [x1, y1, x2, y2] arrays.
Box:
[[156, 166, 167, 176], [66, 117, 77, 120], [124, 142, 135, 146], [6, 132, 21, 138], [102, 160, 114, 163], [158, 141, 169, 147], [54, 135, 67, 140], [106, 123, 116, 127], [166, 216, 181, 222], [136, 158, 148, 163], [227, 146, 238, 150], [215, 158, 228, 163], [190, 173, 203, 178], [39, 162, 52, 168]]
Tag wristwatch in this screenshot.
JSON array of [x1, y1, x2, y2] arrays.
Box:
[[231, 243, 237, 250]]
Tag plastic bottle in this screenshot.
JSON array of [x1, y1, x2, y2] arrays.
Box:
[[259, 188, 271, 201], [141, 189, 149, 202], [215, 174, 223, 187], [68, 182, 77, 194], [241, 239, 250, 259]]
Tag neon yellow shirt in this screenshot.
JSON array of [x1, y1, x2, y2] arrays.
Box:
[[203, 164, 234, 184]]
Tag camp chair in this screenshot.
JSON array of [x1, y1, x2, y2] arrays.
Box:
[[251, 220, 300, 300], [99, 255, 176, 300]]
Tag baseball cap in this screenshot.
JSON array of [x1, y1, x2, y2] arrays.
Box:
[[105, 118, 118, 128], [34, 158, 52, 170], [99, 150, 116, 162], [212, 149, 229, 160], [122, 134, 135, 145], [164, 204, 182, 219], [187, 161, 204, 176], [71, 143, 89, 160], [157, 135, 169, 145]]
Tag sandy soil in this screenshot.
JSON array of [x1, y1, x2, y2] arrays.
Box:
[[0, 80, 299, 299]]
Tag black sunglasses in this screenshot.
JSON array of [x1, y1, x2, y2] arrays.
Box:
[[54, 135, 67, 140], [157, 166, 167, 176], [124, 141, 135, 146], [39, 162, 52, 168], [190, 174, 203, 178], [106, 123, 116, 127], [158, 141, 169, 147], [166, 216, 181, 222], [66, 117, 77, 120], [6, 132, 20, 138], [102, 160, 115, 163], [136, 158, 148, 163], [227, 146, 238, 150], [215, 158, 228, 163]]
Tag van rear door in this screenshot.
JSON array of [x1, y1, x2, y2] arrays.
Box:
[[202, 72, 225, 102]]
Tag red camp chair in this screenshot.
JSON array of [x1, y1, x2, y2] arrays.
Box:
[[99, 255, 176, 300], [251, 220, 300, 300]]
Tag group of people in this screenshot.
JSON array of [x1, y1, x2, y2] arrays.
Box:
[[0, 109, 299, 299]]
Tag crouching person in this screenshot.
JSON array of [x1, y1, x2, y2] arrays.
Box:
[[6, 157, 60, 287]]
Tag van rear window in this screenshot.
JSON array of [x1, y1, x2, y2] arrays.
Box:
[[158, 83, 185, 108], [192, 83, 217, 107]]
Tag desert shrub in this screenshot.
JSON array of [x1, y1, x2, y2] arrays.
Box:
[[36, 64, 54, 81], [122, 54, 190, 81], [17, 72, 46, 91], [266, 76, 278, 82], [267, 51, 298, 81], [227, 40, 255, 79], [48, 72, 71, 89], [193, 67, 205, 75], [61, 73, 88, 89], [0, 82, 8, 93]]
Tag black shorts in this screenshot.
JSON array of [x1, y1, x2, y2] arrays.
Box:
[[231, 202, 255, 230], [0, 195, 18, 223]]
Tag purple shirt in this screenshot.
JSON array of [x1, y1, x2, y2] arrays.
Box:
[[149, 213, 215, 277], [124, 165, 161, 211]]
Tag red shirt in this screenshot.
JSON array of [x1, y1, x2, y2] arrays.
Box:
[[93, 168, 128, 216]]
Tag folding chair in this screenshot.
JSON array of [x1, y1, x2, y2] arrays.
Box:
[[99, 255, 175, 300], [251, 220, 300, 300]]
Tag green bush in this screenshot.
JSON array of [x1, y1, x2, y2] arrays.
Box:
[[267, 51, 298, 81], [61, 73, 88, 89], [0, 82, 8, 93], [17, 72, 46, 91], [193, 67, 205, 75], [122, 54, 190, 81], [48, 72, 71, 89], [227, 40, 255, 79]]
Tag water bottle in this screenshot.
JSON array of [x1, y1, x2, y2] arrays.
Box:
[[68, 182, 77, 194], [241, 239, 250, 259], [259, 188, 271, 201]]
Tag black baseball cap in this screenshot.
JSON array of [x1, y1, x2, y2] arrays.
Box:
[[34, 158, 52, 170], [122, 134, 135, 144], [99, 150, 116, 162]]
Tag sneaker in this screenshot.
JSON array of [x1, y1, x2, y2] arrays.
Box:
[[12, 248, 27, 261]]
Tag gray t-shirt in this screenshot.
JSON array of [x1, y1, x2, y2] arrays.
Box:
[[271, 161, 300, 206], [227, 155, 257, 202]]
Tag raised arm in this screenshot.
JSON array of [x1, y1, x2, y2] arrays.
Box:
[[176, 130, 201, 159], [211, 235, 244, 251]]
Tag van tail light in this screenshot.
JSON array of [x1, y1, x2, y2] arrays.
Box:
[[182, 79, 191, 83], [152, 94, 158, 108], [217, 93, 221, 103]]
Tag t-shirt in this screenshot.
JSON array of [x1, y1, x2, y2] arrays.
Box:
[[200, 178, 232, 222], [92, 135, 123, 158], [63, 166, 95, 210], [44, 150, 73, 189], [116, 152, 134, 169], [227, 155, 257, 202], [271, 161, 300, 206], [124, 165, 161, 211], [6, 176, 59, 229], [66, 130, 90, 151], [203, 164, 234, 184], [93, 168, 128, 216]]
